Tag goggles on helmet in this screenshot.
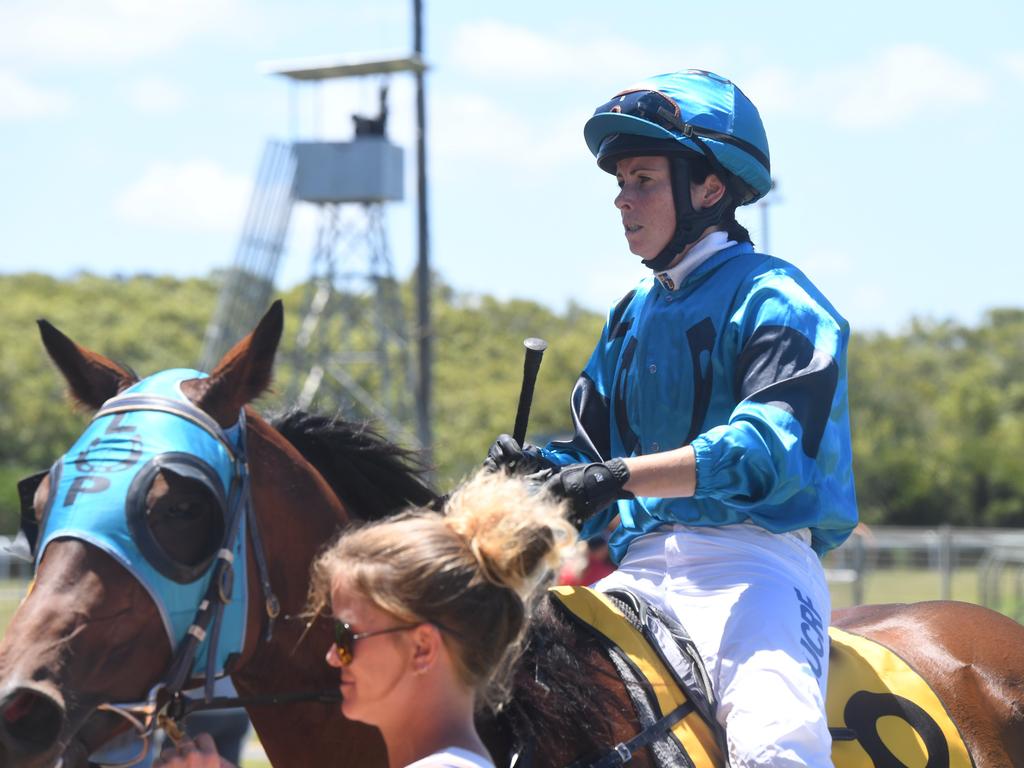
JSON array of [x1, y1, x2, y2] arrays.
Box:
[[592, 88, 769, 200]]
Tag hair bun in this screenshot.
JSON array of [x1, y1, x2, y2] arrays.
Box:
[[444, 471, 576, 599]]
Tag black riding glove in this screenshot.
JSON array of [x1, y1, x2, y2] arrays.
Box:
[[543, 459, 633, 528], [483, 434, 554, 476]]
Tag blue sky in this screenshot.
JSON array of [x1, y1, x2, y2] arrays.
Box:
[[2, 0, 1022, 332]]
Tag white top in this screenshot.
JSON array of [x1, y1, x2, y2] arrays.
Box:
[[404, 747, 495, 768], [655, 230, 736, 291]]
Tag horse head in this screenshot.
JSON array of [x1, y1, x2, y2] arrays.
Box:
[[0, 302, 361, 768]]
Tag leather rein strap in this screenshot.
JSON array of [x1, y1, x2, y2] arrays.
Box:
[[568, 701, 695, 768]]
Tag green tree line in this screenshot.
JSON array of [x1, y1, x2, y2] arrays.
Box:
[[1, 272, 1021, 534]]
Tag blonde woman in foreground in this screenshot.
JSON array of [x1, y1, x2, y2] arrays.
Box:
[[154, 471, 575, 768]]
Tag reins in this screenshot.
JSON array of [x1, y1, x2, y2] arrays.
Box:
[[92, 686, 342, 768], [510, 700, 694, 768], [565, 701, 694, 768]]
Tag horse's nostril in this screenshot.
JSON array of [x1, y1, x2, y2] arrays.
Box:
[[0, 688, 64, 749]]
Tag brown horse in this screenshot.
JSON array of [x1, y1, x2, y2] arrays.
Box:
[[1, 304, 1023, 768], [0, 303, 437, 768]]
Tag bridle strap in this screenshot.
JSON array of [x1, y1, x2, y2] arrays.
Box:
[[88, 394, 280, 732], [566, 700, 694, 768], [245, 483, 280, 642], [160, 406, 249, 699], [169, 688, 342, 719], [92, 685, 342, 764], [94, 395, 237, 459]]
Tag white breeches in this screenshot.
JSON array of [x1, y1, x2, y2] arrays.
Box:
[[594, 523, 834, 768]]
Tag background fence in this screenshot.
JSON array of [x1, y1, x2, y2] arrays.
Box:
[[823, 525, 1024, 619], [3, 526, 1024, 624]]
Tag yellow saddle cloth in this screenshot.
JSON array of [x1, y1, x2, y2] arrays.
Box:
[[551, 587, 973, 768], [828, 626, 972, 767]]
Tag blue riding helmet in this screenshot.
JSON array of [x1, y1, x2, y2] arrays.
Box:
[[585, 70, 772, 271], [585, 69, 771, 202]]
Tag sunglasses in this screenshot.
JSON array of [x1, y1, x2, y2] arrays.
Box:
[[332, 619, 419, 666]]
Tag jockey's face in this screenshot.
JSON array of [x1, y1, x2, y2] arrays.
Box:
[[614, 155, 729, 268], [614, 155, 676, 261]]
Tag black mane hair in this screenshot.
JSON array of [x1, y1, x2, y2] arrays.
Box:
[[270, 409, 439, 520], [478, 596, 634, 766]]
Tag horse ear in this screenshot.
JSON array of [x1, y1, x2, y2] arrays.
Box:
[[182, 301, 284, 427], [37, 320, 139, 410]]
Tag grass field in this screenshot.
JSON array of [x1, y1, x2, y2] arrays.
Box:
[[826, 564, 1024, 618], [830, 566, 977, 605], [0, 582, 26, 631], [1, 567, 1021, 768]]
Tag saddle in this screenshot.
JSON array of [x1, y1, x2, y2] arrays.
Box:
[[550, 586, 724, 768], [550, 587, 974, 768]]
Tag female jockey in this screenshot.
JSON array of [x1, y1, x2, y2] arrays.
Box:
[[486, 69, 857, 767]]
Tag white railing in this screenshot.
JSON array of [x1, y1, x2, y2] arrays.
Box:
[[825, 525, 1024, 617]]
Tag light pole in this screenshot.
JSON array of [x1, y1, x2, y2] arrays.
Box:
[[758, 178, 779, 253], [413, 0, 433, 459]]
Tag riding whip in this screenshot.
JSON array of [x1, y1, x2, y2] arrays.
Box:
[[513, 337, 548, 446]]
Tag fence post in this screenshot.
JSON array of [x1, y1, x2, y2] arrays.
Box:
[[938, 525, 953, 600], [852, 533, 865, 606]]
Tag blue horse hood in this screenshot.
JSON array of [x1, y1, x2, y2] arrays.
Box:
[[36, 369, 249, 679]]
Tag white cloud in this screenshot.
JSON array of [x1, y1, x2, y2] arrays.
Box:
[[128, 77, 186, 114], [448, 25, 989, 137], [740, 67, 800, 122], [114, 161, 249, 233], [828, 44, 990, 129], [0, 69, 71, 119], [451, 21, 579, 79], [437, 20, 735, 172], [449, 20, 719, 87], [1002, 51, 1024, 80], [743, 45, 990, 130], [429, 90, 584, 172], [0, 0, 243, 65]]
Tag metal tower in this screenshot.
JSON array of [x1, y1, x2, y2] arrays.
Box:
[[198, 55, 427, 446]]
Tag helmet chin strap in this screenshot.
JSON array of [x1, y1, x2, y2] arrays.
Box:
[[641, 154, 733, 273]]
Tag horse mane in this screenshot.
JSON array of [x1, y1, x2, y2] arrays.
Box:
[[481, 595, 631, 764], [269, 409, 440, 521]]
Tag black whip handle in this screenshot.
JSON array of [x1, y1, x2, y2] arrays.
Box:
[[513, 338, 548, 446]]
